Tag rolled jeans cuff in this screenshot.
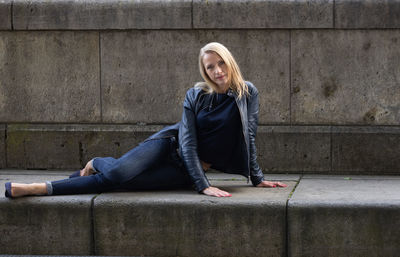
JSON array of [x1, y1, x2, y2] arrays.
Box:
[[45, 181, 53, 195], [91, 157, 100, 173]]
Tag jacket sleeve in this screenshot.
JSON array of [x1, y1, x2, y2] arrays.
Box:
[[246, 82, 265, 186], [178, 88, 211, 192]]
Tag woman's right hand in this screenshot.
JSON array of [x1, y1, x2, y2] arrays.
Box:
[[200, 160, 211, 171], [202, 186, 232, 197]]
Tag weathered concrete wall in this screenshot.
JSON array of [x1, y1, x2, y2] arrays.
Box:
[[0, 0, 399, 172], [0, 0, 11, 30], [13, 0, 192, 30], [291, 30, 400, 125], [0, 31, 100, 123], [0, 124, 5, 168], [257, 126, 331, 173], [332, 126, 400, 173], [10, 0, 400, 30], [0, 29, 398, 125], [101, 30, 289, 124], [193, 0, 333, 28], [6, 124, 400, 175], [6, 124, 160, 169], [335, 0, 400, 28]]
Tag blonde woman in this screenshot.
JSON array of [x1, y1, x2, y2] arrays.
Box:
[[5, 42, 286, 198]]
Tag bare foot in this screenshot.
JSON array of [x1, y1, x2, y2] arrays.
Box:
[[10, 183, 47, 197]]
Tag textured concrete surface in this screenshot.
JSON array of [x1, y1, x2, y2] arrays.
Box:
[[6, 124, 161, 169], [193, 0, 333, 28], [0, 172, 93, 255], [5, 123, 330, 171], [288, 176, 400, 257], [94, 180, 297, 257], [2, 171, 400, 256], [207, 172, 301, 181], [291, 30, 400, 125], [0, 31, 100, 123], [0, 0, 11, 30], [13, 0, 191, 30], [257, 126, 331, 172], [101, 30, 289, 124], [332, 126, 400, 174], [0, 124, 5, 168], [301, 174, 400, 180], [6, 124, 400, 173], [336, 0, 400, 28], [8, 0, 400, 30]]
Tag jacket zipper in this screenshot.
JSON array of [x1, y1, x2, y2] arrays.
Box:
[[231, 91, 251, 183]]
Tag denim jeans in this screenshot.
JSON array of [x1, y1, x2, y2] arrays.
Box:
[[48, 137, 192, 195]]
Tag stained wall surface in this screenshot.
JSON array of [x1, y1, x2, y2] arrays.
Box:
[[1, 0, 399, 173]]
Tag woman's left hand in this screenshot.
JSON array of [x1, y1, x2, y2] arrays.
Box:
[[256, 181, 287, 188]]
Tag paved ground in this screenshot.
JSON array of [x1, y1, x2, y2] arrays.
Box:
[[1, 170, 400, 257]]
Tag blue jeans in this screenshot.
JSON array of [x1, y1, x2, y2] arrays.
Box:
[[48, 137, 192, 195]]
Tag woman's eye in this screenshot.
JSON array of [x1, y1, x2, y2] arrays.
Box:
[[207, 65, 213, 70], [219, 61, 225, 65]]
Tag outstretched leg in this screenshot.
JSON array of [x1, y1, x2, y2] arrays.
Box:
[[93, 138, 173, 185], [4, 137, 177, 197]]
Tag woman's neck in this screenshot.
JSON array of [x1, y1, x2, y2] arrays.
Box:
[[215, 84, 230, 94]]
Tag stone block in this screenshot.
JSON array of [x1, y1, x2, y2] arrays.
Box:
[[6, 124, 161, 170], [257, 126, 331, 173], [288, 177, 400, 257], [291, 30, 400, 125], [193, 0, 333, 28], [0, 0, 11, 30], [0, 172, 94, 255], [94, 180, 297, 257], [207, 172, 301, 181], [101, 30, 290, 124], [0, 31, 100, 123], [336, 0, 400, 28], [13, 0, 191, 30], [332, 126, 400, 174], [79, 124, 162, 164], [0, 124, 5, 168]]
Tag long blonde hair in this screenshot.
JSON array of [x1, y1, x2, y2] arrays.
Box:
[[196, 42, 248, 98]]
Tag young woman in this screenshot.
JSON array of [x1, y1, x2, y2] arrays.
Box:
[[5, 42, 287, 198]]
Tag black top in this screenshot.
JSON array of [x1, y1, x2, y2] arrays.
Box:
[[196, 93, 246, 171]]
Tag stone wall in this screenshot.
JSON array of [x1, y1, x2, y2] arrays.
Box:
[[1, 0, 400, 173]]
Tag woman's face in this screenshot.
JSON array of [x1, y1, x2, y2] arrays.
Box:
[[202, 51, 229, 93]]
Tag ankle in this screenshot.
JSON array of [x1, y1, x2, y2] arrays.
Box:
[[31, 183, 47, 195]]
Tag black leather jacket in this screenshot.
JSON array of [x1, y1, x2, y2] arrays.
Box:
[[146, 81, 264, 192]]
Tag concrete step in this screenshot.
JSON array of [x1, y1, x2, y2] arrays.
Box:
[[4, 124, 400, 175], [0, 254, 138, 257], [1, 170, 400, 257]]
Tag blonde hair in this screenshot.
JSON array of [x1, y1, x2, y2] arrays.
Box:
[[196, 42, 248, 98]]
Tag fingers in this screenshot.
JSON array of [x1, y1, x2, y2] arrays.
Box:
[[202, 186, 232, 197], [275, 182, 288, 187], [257, 181, 288, 188]]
